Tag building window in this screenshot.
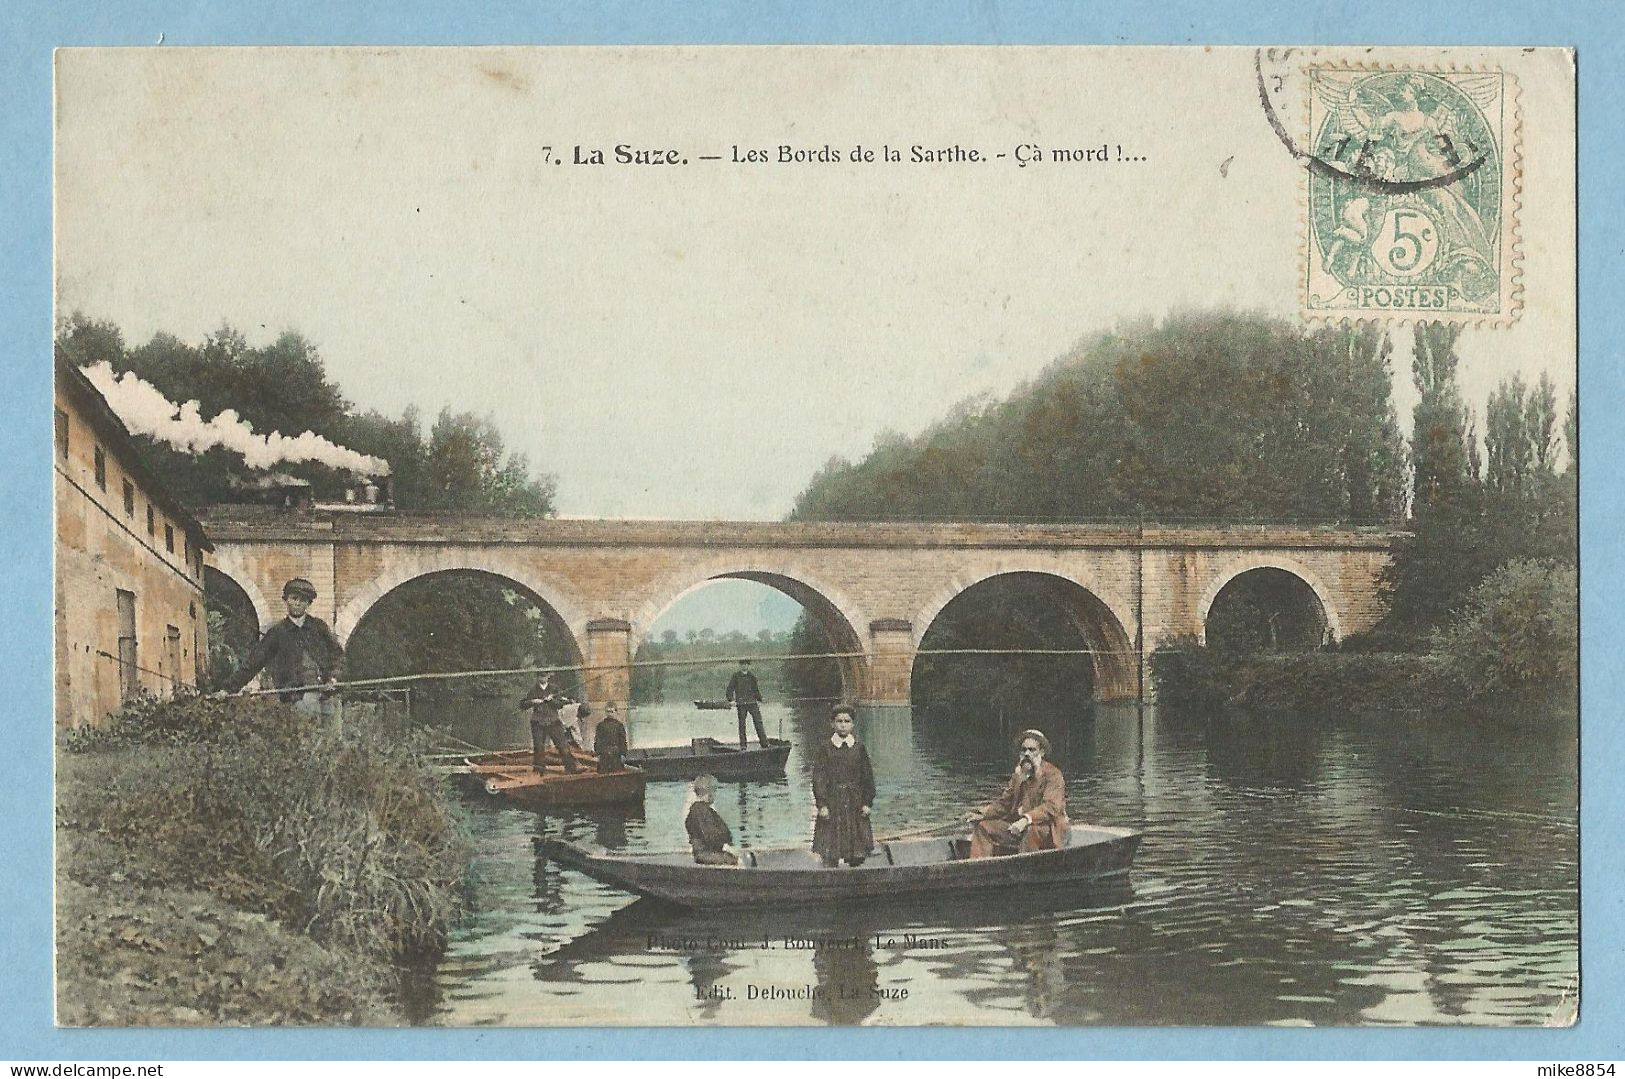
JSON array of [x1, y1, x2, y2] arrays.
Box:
[[164, 524, 174, 553], [93, 446, 106, 490], [122, 479, 135, 517], [55, 409, 68, 460], [146, 504, 155, 536]]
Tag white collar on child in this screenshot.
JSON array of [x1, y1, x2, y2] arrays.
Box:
[[831, 734, 854, 748]]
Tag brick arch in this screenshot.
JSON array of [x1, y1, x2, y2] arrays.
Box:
[[204, 550, 274, 633], [913, 564, 1139, 701], [333, 548, 589, 664], [631, 556, 872, 699], [1196, 554, 1342, 645]]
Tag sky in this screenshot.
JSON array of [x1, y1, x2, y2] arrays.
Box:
[[53, 47, 1576, 519]]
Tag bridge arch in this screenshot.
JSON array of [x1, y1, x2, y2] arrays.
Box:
[[334, 548, 591, 664], [205, 551, 273, 633], [1196, 554, 1341, 645], [632, 556, 872, 701], [914, 566, 1139, 701]]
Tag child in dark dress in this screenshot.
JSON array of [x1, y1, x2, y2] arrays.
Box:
[[685, 774, 739, 866], [810, 705, 876, 868]]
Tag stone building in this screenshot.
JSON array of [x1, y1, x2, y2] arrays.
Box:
[[54, 358, 212, 728]]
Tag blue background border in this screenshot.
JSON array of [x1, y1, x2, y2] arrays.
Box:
[[4, 0, 1619, 1060]]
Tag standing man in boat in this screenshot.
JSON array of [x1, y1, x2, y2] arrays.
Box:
[[521, 673, 579, 774], [811, 705, 876, 868], [685, 774, 739, 865], [725, 658, 768, 748], [965, 729, 1069, 858], [215, 577, 343, 725]]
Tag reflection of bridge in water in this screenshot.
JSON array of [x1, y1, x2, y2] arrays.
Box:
[[201, 511, 1397, 707]]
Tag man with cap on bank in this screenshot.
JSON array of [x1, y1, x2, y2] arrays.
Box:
[[218, 577, 345, 722], [965, 729, 1069, 858]]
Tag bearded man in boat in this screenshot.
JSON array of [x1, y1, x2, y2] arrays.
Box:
[[521, 673, 579, 774], [965, 729, 1069, 858]]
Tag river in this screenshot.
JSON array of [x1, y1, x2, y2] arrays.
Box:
[[409, 698, 1577, 1027]]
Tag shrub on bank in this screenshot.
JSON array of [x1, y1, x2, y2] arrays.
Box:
[[58, 696, 468, 969], [1436, 559, 1578, 702]]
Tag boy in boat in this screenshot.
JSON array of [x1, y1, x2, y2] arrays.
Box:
[[594, 703, 628, 773], [521, 674, 579, 773], [725, 658, 769, 748], [685, 774, 739, 865], [811, 705, 876, 868], [966, 729, 1069, 858]]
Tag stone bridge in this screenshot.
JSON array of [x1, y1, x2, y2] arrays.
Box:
[[200, 511, 1398, 708]]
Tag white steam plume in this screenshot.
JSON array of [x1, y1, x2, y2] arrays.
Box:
[[81, 362, 391, 477]]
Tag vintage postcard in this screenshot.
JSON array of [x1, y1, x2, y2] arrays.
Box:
[[51, 46, 1577, 1028]]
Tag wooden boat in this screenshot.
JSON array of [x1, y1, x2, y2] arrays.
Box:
[[623, 737, 793, 780], [692, 700, 734, 710], [460, 748, 646, 808], [541, 823, 1141, 908]]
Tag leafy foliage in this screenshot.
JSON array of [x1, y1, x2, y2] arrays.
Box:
[[1437, 560, 1579, 699], [790, 312, 1405, 524]]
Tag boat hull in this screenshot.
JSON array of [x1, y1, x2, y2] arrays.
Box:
[[623, 737, 793, 780], [461, 749, 646, 807], [542, 826, 1141, 908]]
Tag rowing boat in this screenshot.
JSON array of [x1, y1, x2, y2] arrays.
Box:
[[541, 824, 1141, 907], [461, 748, 646, 807], [623, 737, 793, 780]]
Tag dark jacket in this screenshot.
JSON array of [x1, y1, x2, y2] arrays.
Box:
[[811, 736, 876, 862], [594, 716, 628, 769], [221, 615, 344, 699], [685, 800, 733, 858], [725, 670, 763, 704], [521, 681, 570, 726]]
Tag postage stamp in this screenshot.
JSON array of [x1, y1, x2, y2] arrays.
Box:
[[1301, 65, 1521, 323]]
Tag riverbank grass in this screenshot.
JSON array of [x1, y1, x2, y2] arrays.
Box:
[[55, 695, 469, 1026]]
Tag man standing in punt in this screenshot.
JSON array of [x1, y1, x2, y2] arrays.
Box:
[[725, 658, 768, 748], [967, 729, 1069, 858], [521, 673, 579, 773]]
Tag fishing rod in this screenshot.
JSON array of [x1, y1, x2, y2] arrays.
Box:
[[227, 645, 1169, 698]]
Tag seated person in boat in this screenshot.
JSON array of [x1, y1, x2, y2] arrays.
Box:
[[966, 729, 1069, 858], [521, 674, 578, 774], [685, 774, 739, 866], [594, 703, 628, 773], [811, 705, 876, 868]]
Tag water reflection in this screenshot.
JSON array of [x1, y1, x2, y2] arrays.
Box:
[[420, 698, 1577, 1027]]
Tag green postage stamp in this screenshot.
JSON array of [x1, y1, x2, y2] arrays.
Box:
[[1303, 66, 1520, 323]]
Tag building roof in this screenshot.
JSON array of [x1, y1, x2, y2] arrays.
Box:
[[55, 357, 213, 553]]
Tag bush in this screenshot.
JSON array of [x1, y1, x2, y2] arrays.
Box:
[[1149, 635, 1236, 712], [1437, 559, 1578, 700], [58, 696, 468, 966]]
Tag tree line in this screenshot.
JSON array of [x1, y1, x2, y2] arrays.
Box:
[[785, 313, 1577, 710]]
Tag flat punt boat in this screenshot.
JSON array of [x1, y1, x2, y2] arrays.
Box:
[[460, 748, 646, 808], [623, 737, 793, 780], [542, 824, 1141, 908]]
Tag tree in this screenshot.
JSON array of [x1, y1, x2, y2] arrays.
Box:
[[1437, 560, 1577, 700], [1410, 322, 1473, 511]]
